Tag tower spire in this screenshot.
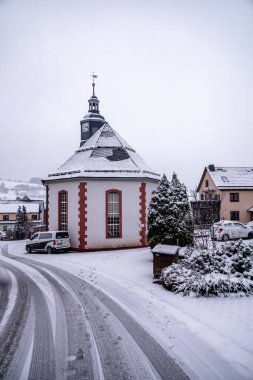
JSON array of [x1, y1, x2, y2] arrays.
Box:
[[91, 72, 97, 96]]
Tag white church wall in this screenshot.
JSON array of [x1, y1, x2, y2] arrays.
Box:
[[48, 181, 80, 248], [47, 178, 159, 251], [86, 179, 141, 250]]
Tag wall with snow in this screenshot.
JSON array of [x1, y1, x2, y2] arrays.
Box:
[[48, 181, 80, 248], [198, 171, 253, 223], [48, 178, 158, 250], [221, 190, 253, 223]]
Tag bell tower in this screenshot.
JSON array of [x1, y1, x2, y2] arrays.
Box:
[[80, 74, 106, 147]]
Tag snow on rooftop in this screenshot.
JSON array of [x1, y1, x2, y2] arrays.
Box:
[[0, 179, 46, 202], [47, 124, 160, 181], [0, 203, 40, 213], [208, 166, 253, 188], [151, 244, 180, 255]]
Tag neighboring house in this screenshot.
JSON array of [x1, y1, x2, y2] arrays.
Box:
[[195, 164, 253, 224], [43, 81, 160, 251], [0, 202, 42, 232]]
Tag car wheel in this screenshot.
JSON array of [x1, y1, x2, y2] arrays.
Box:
[[248, 232, 253, 239], [47, 246, 53, 254], [64, 248, 69, 253], [222, 234, 229, 242], [26, 246, 32, 253]]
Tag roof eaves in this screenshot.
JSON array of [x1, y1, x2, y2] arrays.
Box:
[[196, 167, 208, 193], [217, 186, 253, 190]]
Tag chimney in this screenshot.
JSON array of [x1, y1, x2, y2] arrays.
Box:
[[208, 164, 215, 172]]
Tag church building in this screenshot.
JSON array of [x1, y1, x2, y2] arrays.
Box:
[[43, 77, 160, 251]]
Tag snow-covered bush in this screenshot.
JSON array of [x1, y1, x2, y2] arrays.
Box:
[[161, 240, 253, 296]]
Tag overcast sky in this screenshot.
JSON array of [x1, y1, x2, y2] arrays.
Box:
[[0, 0, 253, 190]]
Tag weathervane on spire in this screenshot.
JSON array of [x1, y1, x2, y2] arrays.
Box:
[[91, 72, 97, 96]]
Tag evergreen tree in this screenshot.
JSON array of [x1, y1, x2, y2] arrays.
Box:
[[13, 205, 30, 240], [21, 206, 30, 238], [147, 172, 194, 249], [147, 174, 171, 249], [13, 206, 23, 240], [170, 172, 194, 246]]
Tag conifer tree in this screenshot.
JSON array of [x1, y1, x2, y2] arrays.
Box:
[[13, 205, 30, 239], [21, 206, 30, 238], [147, 172, 194, 248], [170, 172, 194, 246], [147, 174, 171, 249], [13, 206, 23, 240]]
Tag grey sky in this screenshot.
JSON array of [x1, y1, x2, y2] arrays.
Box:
[[0, 0, 253, 190]]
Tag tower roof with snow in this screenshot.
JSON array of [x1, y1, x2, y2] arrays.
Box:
[[46, 123, 160, 181]]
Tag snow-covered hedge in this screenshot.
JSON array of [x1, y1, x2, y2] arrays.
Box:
[[161, 240, 253, 297]]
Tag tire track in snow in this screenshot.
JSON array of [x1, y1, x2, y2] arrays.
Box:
[[26, 265, 97, 380], [0, 266, 11, 326], [0, 249, 55, 380], [10, 254, 190, 380], [27, 279, 55, 380], [0, 260, 30, 378]]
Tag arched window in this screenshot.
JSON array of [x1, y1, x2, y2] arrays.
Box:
[[58, 190, 68, 231], [106, 190, 122, 238]]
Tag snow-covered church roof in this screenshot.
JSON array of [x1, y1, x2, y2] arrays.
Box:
[[46, 124, 160, 181]]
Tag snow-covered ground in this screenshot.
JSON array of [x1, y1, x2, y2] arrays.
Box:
[[3, 241, 253, 380]]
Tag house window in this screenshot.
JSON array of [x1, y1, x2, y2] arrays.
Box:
[[58, 190, 68, 231], [31, 214, 38, 220], [106, 190, 122, 238], [230, 211, 239, 221], [230, 193, 239, 202], [3, 215, 9, 221], [201, 193, 204, 200], [205, 180, 209, 187], [3, 226, 7, 232]]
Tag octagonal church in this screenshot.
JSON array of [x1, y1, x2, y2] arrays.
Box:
[[43, 79, 160, 251]]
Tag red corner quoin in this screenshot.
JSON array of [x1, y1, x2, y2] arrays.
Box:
[[78, 182, 87, 251], [139, 182, 147, 247], [45, 185, 49, 230]]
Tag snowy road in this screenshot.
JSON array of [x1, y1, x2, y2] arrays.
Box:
[[0, 242, 253, 380], [0, 244, 189, 380]]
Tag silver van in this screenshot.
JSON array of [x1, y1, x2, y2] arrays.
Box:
[[26, 231, 71, 254]]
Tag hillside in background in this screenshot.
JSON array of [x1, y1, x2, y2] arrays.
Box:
[[0, 179, 46, 202]]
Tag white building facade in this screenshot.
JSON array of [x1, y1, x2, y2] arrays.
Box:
[[43, 85, 160, 251]]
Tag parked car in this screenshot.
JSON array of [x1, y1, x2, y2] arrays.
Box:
[[26, 231, 71, 254], [211, 221, 253, 241], [0, 231, 6, 241], [246, 221, 253, 230]]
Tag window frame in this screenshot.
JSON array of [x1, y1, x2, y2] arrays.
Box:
[[105, 189, 122, 239], [230, 211, 239, 221], [230, 192, 239, 202], [58, 190, 68, 231]]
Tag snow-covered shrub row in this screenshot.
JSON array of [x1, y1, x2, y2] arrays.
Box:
[[161, 240, 253, 297]]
